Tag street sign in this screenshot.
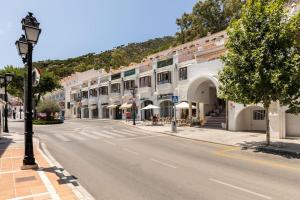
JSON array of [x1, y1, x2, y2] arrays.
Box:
[[172, 95, 179, 103]]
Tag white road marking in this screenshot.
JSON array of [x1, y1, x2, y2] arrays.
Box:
[[209, 178, 272, 200], [104, 140, 116, 146], [78, 130, 100, 139], [150, 158, 177, 169], [118, 134, 167, 141], [8, 192, 49, 200], [53, 134, 71, 142], [66, 133, 87, 141], [123, 148, 139, 155], [112, 129, 138, 136], [90, 131, 113, 139], [101, 130, 125, 138], [122, 129, 151, 135]]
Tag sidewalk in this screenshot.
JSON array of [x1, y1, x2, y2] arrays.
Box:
[[122, 121, 300, 157], [0, 132, 91, 200]]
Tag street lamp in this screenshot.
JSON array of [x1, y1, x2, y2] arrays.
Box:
[[130, 85, 138, 125], [15, 12, 41, 169], [0, 73, 14, 133]]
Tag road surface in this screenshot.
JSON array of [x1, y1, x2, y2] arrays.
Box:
[[10, 119, 300, 200]]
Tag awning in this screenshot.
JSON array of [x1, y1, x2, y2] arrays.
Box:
[[107, 104, 117, 108], [120, 102, 132, 109]]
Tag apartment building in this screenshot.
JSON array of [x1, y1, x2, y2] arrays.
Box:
[[52, 28, 300, 139]]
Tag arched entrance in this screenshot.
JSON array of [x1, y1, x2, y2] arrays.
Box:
[[160, 100, 173, 118], [286, 108, 300, 137], [102, 106, 109, 119], [187, 76, 226, 128], [141, 100, 153, 120], [235, 106, 266, 132]]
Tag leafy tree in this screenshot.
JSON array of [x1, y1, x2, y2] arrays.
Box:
[[33, 70, 61, 108], [36, 99, 60, 120], [175, 0, 245, 44], [219, 0, 300, 145], [0, 66, 25, 99]]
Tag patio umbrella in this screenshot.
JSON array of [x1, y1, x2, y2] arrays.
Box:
[[175, 102, 196, 109], [141, 104, 160, 110]]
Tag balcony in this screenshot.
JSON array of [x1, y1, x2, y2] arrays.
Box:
[[88, 97, 98, 105], [100, 95, 109, 103], [139, 87, 152, 99], [157, 83, 172, 95], [81, 98, 88, 106]]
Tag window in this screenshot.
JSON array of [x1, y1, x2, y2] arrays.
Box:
[[157, 71, 171, 85], [124, 80, 135, 91], [81, 91, 88, 99], [111, 83, 120, 93], [139, 76, 151, 88], [89, 88, 98, 97], [111, 73, 121, 80], [99, 86, 108, 95], [179, 67, 187, 81], [124, 69, 135, 77], [253, 110, 265, 120], [157, 58, 173, 68]]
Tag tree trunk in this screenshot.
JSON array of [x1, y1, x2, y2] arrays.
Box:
[[265, 106, 270, 146]]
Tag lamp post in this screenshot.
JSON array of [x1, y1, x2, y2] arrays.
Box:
[[0, 73, 14, 133], [130, 85, 138, 125], [15, 12, 41, 169]]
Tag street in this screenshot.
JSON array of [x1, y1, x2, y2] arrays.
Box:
[[10, 120, 300, 200]]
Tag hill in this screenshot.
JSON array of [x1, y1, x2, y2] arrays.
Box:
[[33, 36, 175, 78]]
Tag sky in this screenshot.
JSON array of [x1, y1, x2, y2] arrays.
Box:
[[0, 0, 197, 68]]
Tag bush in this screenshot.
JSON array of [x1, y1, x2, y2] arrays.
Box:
[[37, 99, 60, 120], [33, 119, 63, 125]]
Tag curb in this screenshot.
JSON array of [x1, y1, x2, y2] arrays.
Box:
[[35, 136, 95, 200], [120, 121, 238, 148]]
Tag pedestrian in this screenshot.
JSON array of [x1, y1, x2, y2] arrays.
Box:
[[13, 109, 16, 119]]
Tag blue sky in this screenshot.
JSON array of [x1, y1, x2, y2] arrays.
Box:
[[0, 0, 196, 68]]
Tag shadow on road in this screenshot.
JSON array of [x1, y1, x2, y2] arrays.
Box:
[[238, 141, 300, 159]]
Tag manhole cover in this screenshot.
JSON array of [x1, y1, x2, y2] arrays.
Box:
[[15, 176, 36, 183]]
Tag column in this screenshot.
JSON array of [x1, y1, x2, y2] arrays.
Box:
[[81, 108, 84, 118], [196, 102, 200, 119], [89, 107, 92, 119], [189, 102, 193, 119], [98, 102, 102, 119]]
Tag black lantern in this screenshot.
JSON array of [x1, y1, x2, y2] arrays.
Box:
[[21, 12, 41, 44], [15, 35, 29, 57]]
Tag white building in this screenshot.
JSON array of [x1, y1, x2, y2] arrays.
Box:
[[54, 28, 300, 139]]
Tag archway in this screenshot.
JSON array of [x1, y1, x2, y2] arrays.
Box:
[[234, 106, 266, 132], [286, 108, 300, 137], [141, 100, 153, 121], [187, 76, 225, 128], [160, 100, 173, 118]]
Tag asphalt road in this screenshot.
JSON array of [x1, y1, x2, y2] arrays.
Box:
[[10, 119, 300, 200]]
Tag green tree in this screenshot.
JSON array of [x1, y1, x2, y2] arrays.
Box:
[[33, 71, 61, 107], [0, 66, 25, 99], [219, 0, 300, 145], [175, 0, 245, 44], [36, 99, 60, 120]]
